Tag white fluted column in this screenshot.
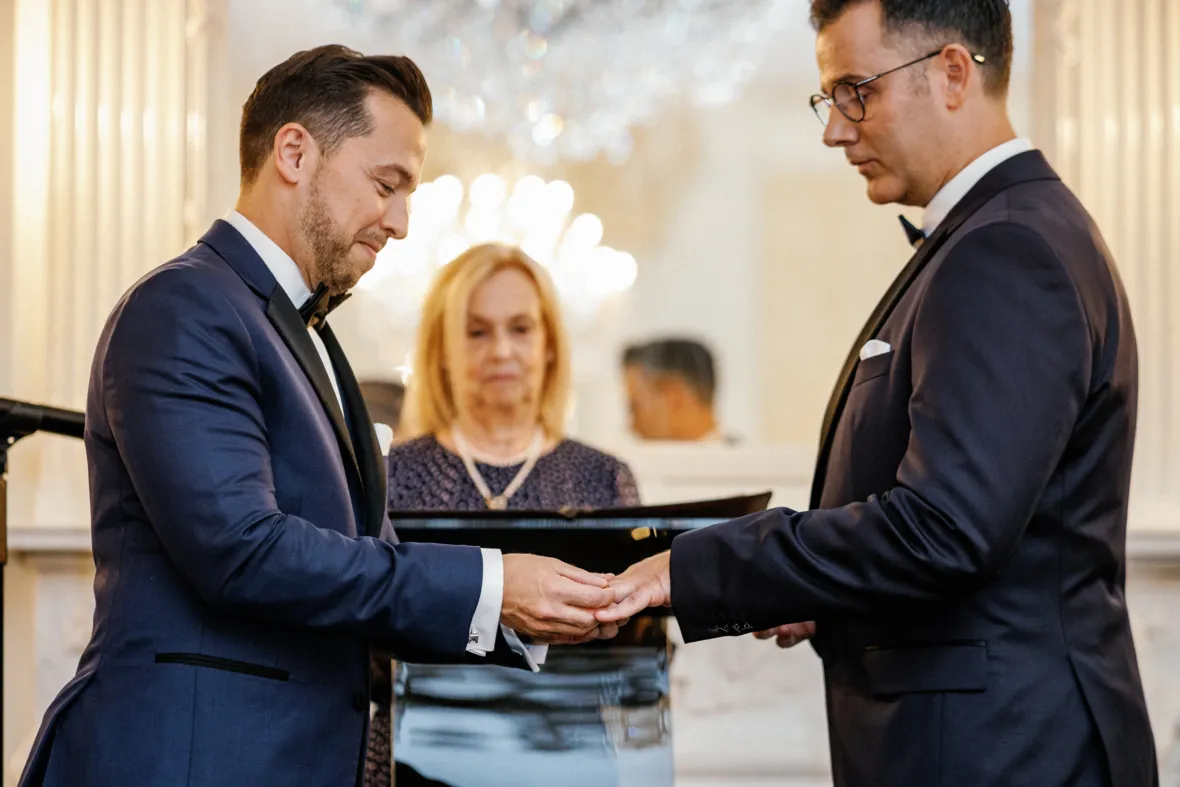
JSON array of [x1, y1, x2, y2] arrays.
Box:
[[2, 0, 225, 779], [0, 0, 223, 527], [1033, 0, 1180, 527]]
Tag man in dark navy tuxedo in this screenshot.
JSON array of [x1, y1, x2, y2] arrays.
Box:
[[20, 46, 620, 787], [600, 2, 1157, 785]]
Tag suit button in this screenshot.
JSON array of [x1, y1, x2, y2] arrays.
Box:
[[352, 692, 368, 713]]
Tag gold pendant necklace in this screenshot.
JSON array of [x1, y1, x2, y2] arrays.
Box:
[[452, 427, 544, 510]]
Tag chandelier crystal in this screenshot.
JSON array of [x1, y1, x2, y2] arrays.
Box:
[[330, 0, 791, 163], [357, 173, 637, 326]]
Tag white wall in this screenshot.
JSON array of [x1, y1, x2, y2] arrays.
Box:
[[205, 0, 1033, 452]]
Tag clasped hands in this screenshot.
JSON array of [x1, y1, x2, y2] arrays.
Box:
[[500, 552, 670, 645], [502, 551, 814, 649], [593, 551, 815, 649]]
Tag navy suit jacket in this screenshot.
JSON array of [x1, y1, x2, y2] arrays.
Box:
[[669, 153, 1156, 787], [19, 221, 511, 787]]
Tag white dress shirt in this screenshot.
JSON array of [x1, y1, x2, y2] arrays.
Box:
[[223, 210, 505, 658], [921, 137, 1034, 237]]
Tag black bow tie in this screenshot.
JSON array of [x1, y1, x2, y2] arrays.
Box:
[[298, 282, 352, 329], [899, 215, 925, 249]]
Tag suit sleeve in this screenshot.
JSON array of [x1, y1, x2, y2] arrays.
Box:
[[669, 223, 1093, 641], [101, 269, 482, 660]]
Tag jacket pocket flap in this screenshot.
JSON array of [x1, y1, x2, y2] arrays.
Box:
[[156, 652, 289, 682], [862, 641, 987, 696]]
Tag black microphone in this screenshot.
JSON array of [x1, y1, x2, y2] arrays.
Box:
[[0, 397, 85, 440]]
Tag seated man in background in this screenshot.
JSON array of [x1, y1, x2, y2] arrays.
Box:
[[622, 338, 734, 443]]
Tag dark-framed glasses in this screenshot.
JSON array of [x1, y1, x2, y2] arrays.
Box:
[[810, 48, 986, 126]]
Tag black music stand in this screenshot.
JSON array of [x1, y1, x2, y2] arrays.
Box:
[[390, 492, 774, 591], [0, 398, 85, 752]]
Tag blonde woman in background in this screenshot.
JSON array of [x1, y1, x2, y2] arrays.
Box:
[[390, 242, 638, 510], [366, 244, 660, 787]]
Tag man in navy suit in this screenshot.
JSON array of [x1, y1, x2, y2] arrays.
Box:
[[600, 2, 1157, 785], [20, 46, 619, 787]]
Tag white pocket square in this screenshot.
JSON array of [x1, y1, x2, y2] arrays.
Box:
[[859, 339, 892, 361]]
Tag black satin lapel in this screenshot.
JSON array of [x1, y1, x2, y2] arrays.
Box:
[[265, 293, 362, 484], [318, 325, 386, 539], [808, 245, 937, 508], [807, 151, 1060, 508]]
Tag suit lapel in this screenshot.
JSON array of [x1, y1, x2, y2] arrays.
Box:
[[808, 151, 1061, 508], [199, 219, 375, 531], [319, 324, 387, 539], [265, 290, 363, 487]]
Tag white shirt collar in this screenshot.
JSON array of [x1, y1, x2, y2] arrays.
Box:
[[223, 210, 313, 309], [921, 137, 1034, 236]]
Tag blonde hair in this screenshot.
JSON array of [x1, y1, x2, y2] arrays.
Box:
[[399, 243, 573, 441]]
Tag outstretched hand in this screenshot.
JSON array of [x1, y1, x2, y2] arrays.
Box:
[[595, 551, 672, 624], [501, 554, 622, 644]]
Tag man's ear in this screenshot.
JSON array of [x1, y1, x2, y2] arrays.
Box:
[[272, 122, 316, 185], [938, 44, 979, 111]]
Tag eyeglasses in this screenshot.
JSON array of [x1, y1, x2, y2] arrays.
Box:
[[809, 48, 986, 126]]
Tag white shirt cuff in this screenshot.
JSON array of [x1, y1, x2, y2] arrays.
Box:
[[466, 548, 503, 656], [500, 626, 545, 672], [526, 642, 549, 666]]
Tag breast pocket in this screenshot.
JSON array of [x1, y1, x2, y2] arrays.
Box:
[[851, 350, 894, 387], [836, 345, 908, 502]]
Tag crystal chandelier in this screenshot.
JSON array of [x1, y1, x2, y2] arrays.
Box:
[[330, 0, 791, 163], [357, 173, 637, 326]]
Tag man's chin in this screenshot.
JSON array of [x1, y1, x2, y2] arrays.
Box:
[[330, 263, 368, 294], [864, 177, 904, 206], [343, 252, 379, 289], [309, 251, 364, 294], [315, 274, 357, 297]]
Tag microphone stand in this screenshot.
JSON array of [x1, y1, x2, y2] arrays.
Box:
[[0, 398, 85, 753]]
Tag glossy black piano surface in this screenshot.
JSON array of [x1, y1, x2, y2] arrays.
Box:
[[389, 496, 771, 786]]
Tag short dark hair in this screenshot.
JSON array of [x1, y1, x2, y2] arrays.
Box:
[[623, 338, 717, 405], [809, 0, 1013, 96], [239, 44, 432, 185]]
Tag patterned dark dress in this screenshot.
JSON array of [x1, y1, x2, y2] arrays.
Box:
[[365, 435, 648, 787], [385, 434, 640, 512]]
